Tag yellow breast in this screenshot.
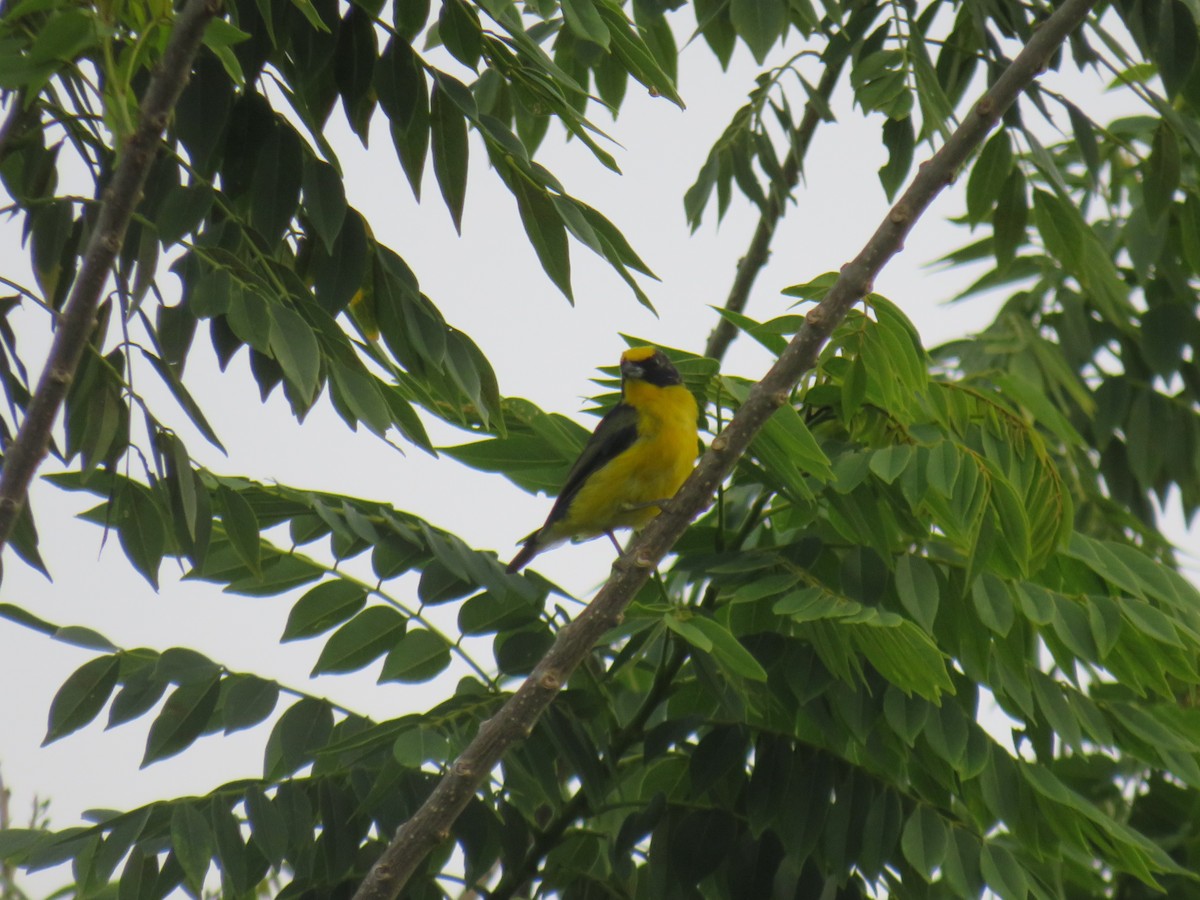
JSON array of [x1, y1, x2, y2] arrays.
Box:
[[561, 382, 699, 537]]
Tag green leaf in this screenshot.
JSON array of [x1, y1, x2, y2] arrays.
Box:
[[437, 0, 482, 68], [901, 806, 947, 881], [846, 617, 953, 701], [267, 303, 321, 404], [29, 7, 95, 62], [1032, 188, 1083, 270], [282, 580, 368, 641], [417, 558, 475, 605], [393, 726, 451, 767], [894, 555, 938, 633], [249, 122, 303, 245], [44, 655, 120, 744], [594, 1, 684, 108], [511, 173, 572, 301], [378, 40, 429, 199], [687, 615, 768, 681], [966, 131, 1013, 225], [289, 0, 331, 32], [170, 804, 213, 897], [139, 348, 225, 452], [329, 359, 393, 436], [993, 167, 1028, 267], [458, 591, 539, 635], [730, 0, 784, 63], [379, 628, 452, 682], [216, 486, 260, 576], [879, 115, 914, 201], [301, 154, 347, 254], [980, 842, 1029, 899], [971, 573, 1014, 636], [115, 484, 166, 589], [312, 605, 407, 675], [221, 674, 279, 734], [142, 676, 222, 766], [561, 0, 611, 47], [430, 79, 469, 233], [263, 697, 333, 779], [1144, 122, 1181, 222]]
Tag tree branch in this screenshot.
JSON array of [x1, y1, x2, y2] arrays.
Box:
[[0, 0, 219, 577], [352, 0, 1098, 895], [704, 7, 874, 364]]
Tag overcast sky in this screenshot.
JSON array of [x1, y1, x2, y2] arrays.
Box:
[[1, 9, 1197, 894]]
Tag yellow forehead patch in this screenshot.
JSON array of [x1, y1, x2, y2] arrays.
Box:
[[621, 346, 657, 363]]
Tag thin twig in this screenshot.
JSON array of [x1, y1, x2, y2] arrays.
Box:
[[352, 0, 1097, 895], [0, 0, 219, 580], [704, 6, 875, 364]]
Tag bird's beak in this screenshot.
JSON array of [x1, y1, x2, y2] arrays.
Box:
[[620, 359, 644, 380]]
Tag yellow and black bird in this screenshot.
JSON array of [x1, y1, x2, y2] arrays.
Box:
[[506, 346, 699, 574]]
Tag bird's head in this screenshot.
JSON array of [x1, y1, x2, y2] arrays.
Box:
[[620, 346, 683, 387]]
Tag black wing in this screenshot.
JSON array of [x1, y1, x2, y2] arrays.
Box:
[[541, 402, 639, 529]]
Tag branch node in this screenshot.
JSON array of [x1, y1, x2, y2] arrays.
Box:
[[710, 434, 728, 452], [47, 367, 73, 386], [976, 97, 994, 117], [538, 670, 562, 691], [452, 761, 473, 778], [772, 389, 789, 407], [889, 206, 910, 225], [634, 554, 656, 569]]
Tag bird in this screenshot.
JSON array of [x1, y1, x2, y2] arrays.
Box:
[[506, 346, 700, 574]]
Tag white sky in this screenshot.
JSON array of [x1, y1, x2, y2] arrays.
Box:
[[1, 8, 1197, 895]]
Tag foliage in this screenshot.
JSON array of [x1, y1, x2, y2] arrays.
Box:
[[1, 0, 1199, 897]]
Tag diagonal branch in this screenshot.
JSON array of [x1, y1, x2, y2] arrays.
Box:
[[0, 0, 219, 578], [352, 0, 1099, 895]]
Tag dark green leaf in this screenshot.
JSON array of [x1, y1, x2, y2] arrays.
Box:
[[221, 674, 279, 734], [267, 303, 321, 404], [263, 698, 334, 779], [561, 0, 611, 47], [1144, 123, 1181, 222], [115, 484, 166, 589], [730, 0, 785, 63], [379, 628, 452, 682], [44, 655, 120, 744], [393, 726, 451, 767], [993, 167, 1028, 267], [217, 486, 261, 576], [282, 580, 368, 641], [902, 806, 948, 881], [312, 605, 407, 674], [170, 804, 213, 896], [966, 131, 1013, 225], [249, 121, 303, 245], [142, 676, 222, 766], [686, 615, 768, 681], [430, 79, 469, 233], [511, 172, 572, 301], [302, 154, 347, 253], [879, 115, 914, 201], [894, 555, 938, 633], [438, 0, 482, 68]]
